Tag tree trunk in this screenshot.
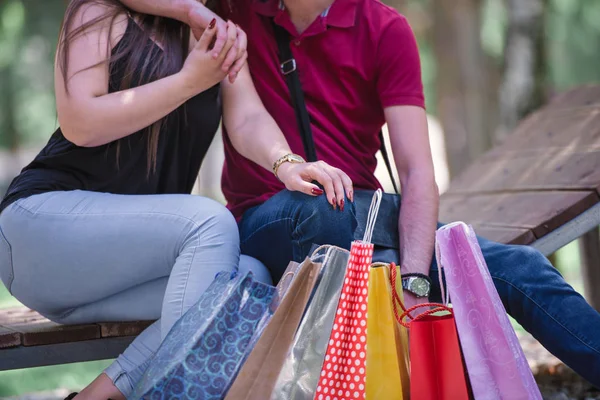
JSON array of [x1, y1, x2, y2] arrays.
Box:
[[433, 0, 495, 178], [495, 0, 546, 142]]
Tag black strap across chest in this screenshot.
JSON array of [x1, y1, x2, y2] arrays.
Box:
[[271, 21, 399, 194]]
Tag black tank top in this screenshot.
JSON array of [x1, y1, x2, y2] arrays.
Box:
[[0, 18, 221, 213]]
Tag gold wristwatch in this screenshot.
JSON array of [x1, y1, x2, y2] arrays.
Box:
[[272, 153, 306, 179]]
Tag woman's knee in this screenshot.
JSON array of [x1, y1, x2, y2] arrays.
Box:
[[180, 196, 239, 247]]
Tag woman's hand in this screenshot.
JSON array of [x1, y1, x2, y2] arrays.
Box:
[[186, 5, 247, 83], [180, 19, 238, 95], [276, 161, 354, 210]]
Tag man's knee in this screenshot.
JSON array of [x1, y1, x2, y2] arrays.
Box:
[[486, 242, 554, 285], [239, 255, 273, 285], [291, 191, 357, 242]]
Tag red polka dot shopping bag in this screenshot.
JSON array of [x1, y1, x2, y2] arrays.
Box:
[[314, 189, 409, 400]]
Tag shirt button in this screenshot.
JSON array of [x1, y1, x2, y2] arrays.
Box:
[[294, 40, 301, 46]]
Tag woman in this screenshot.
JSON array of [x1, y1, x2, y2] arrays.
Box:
[[0, 0, 352, 398]]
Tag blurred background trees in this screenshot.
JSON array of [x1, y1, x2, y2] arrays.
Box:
[[1, 0, 600, 185], [0, 0, 599, 396]]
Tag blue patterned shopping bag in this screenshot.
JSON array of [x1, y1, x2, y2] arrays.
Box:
[[131, 270, 276, 400]]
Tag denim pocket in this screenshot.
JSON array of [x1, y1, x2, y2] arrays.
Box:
[[0, 225, 14, 293]]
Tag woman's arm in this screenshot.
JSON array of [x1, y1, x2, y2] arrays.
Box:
[[222, 65, 353, 207], [118, 0, 245, 81], [56, 4, 229, 147]]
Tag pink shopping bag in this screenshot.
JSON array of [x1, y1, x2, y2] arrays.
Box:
[[436, 222, 542, 400]]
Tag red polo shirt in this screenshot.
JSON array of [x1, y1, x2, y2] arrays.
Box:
[[221, 0, 425, 219]]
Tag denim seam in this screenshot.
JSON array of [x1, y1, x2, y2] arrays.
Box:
[[0, 225, 15, 293], [178, 223, 201, 321], [492, 275, 600, 355], [13, 202, 205, 228]]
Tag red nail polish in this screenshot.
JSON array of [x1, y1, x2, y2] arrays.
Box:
[[208, 18, 216, 29], [311, 188, 324, 195], [348, 190, 353, 202], [332, 197, 337, 210], [340, 199, 345, 212]]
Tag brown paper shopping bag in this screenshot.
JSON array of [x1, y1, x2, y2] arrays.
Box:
[[225, 257, 321, 400]]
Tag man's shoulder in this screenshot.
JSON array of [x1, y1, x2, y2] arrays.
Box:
[[357, 0, 412, 37], [219, 0, 254, 21]]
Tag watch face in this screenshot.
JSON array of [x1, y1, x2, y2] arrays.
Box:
[[288, 154, 306, 163], [410, 278, 430, 297]]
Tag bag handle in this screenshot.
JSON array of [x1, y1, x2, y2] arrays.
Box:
[[389, 261, 452, 328], [271, 20, 399, 193], [362, 188, 382, 243]]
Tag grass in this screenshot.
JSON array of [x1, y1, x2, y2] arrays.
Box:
[[0, 238, 589, 397]]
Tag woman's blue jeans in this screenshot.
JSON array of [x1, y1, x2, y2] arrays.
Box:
[[239, 189, 600, 387], [0, 190, 271, 397]]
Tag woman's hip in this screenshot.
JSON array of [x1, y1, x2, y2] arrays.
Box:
[[0, 190, 239, 315]]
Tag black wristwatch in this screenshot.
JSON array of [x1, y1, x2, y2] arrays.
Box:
[[401, 273, 431, 298]]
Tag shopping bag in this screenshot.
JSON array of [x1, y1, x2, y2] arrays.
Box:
[[365, 263, 410, 400], [313, 190, 410, 400], [436, 222, 542, 400], [225, 257, 321, 400], [131, 270, 276, 400], [270, 245, 350, 400], [391, 263, 470, 400]]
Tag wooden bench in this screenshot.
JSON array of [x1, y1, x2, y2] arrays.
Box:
[[439, 84, 600, 303], [440, 85, 600, 251], [0, 85, 598, 372], [0, 308, 151, 371]]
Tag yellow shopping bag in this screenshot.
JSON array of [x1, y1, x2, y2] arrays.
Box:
[[366, 263, 410, 400]]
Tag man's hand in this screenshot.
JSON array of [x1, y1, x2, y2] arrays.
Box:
[[186, 5, 247, 83], [401, 291, 429, 317]]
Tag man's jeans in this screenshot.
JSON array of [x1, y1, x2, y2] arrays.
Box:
[[239, 189, 600, 387]]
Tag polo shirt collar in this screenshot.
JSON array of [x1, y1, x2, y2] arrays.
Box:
[[252, 0, 358, 28]]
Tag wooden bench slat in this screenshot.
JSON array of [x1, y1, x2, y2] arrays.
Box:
[[0, 307, 100, 346], [100, 321, 153, 338], [0, 325, 22, 349], [544, 85, 600, 109], [440, 190, 599, 240], [447, 149, 600, 195], [20, 323, 101, 347], [465, 225, 536, 245], [490, 107, 600, 153]]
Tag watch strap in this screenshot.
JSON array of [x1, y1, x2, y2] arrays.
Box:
[[401, 272, 432, 284], [272, 153, 305, 178]]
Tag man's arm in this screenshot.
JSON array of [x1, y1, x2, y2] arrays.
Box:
[[386, 105, 439, 302], [375, 14, 437, 306]]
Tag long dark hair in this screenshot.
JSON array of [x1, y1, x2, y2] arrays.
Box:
[[57, 0, 191, 175]]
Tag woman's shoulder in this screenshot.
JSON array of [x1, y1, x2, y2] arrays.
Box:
[[64, 1, 130, 50]]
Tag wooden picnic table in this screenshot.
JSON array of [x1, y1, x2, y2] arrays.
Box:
[[440, 85, 600, 253]]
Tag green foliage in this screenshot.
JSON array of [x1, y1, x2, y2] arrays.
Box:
[[547, 0, 600, 89], [0, 0, 64, 149], [0, 361, 111, 397]]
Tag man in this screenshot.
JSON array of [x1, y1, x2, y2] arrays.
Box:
[[123, 0, 600, 386]]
